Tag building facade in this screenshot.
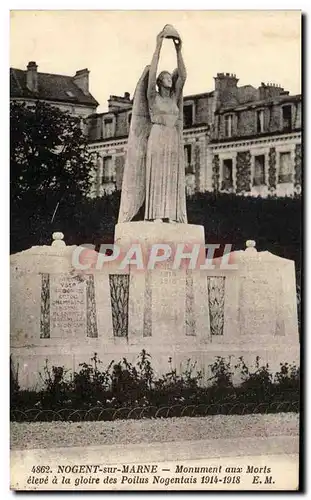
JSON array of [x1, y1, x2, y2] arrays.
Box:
[[10, 61, 99, 117], [10, 64, 301, 198], [210, 75, 302, 198], [87, 73, 301, 198]]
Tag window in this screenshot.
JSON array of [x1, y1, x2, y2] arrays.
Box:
[[104, 118, 114, 138], [183, 104, 194, 128], [127, 112, 132, 129], [102, 156, 115, 183], [282, 105, 292, 131], [253, 155, 265, 186], [256, 110, 264, 133], [279, 152, 292, 183], [186, 175, 195, 196], [224, 114, 233, 138], [184, 144, 194, 174], [221, 159, 233, 190]]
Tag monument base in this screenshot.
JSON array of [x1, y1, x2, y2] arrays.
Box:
[[114, 221, 208, 343], [10, 230, 300, 391]]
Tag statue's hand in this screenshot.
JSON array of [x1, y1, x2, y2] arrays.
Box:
[[173, 37, 182, 51]]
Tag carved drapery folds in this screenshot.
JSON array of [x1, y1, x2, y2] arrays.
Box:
[[115, 155, 125, 190]]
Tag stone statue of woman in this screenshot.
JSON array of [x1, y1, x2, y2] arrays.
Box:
[[118, 25, 188, 224]]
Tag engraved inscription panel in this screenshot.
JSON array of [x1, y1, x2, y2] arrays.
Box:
[[40, 273, 98, 339], [50, 274, 87, 338], [151, 269, 186, 333], [239, 276, 276, 336]]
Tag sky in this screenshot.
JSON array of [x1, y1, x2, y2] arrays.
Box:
[[10, 10, 301, 113]]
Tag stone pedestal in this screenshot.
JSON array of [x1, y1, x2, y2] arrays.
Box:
[[114, 222, 208, 345], [115, 221, 205, 247]]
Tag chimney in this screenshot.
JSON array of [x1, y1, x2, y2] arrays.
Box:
[[214, 72, 239, 91], [26, 61, 38, 92], [108, 93, 132, 112], [73, 68, 90, 95], [258, 82, 286, 100]]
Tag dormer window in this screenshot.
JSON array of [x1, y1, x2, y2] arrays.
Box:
[[282, 105, 292, 131], [183, 103, 194, 128], [224, 114, 233, 138], [103, 117, 114, 138]]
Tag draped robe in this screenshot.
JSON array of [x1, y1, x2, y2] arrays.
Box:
[[118, 66, 187, 223]]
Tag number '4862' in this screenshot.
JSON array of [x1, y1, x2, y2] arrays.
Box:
[[31, 466, 51, 474]]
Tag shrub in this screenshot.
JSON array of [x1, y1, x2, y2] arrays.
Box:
[[210, 356, 234, 389], [10, 351, 300, 418], [71, 353, 114, 407], [235, 356, 273, 402], [39, 360, 71, 408], [153, 358, 203, 405], [274, 362, 300, 395]]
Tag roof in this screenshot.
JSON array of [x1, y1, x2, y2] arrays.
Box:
[[10, 68, 99, 107], [217, 93, 301, 114]]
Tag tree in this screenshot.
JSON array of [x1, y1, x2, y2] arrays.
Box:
[[10, 101, 95, 251], [10, 101, 94, 205]]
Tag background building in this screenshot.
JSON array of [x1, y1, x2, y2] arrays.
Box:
[[10, 63, 301, 199], [210, 74, 302, 198], [87, 73, 301, 198], [10, 61, 99, 117]]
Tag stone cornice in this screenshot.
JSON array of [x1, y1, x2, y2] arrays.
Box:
[[209, 132, 301, 151], [88, 125, 209, 152], [88, 139, 128, 151]]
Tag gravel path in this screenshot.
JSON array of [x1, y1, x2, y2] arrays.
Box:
[[11, 413, 299, 450]]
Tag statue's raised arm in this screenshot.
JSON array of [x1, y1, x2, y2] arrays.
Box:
[[172, 36, 187, 101], [118, 25, 187, 224]]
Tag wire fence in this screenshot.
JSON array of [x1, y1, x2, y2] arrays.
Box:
[[11, 400, 299, 423]]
